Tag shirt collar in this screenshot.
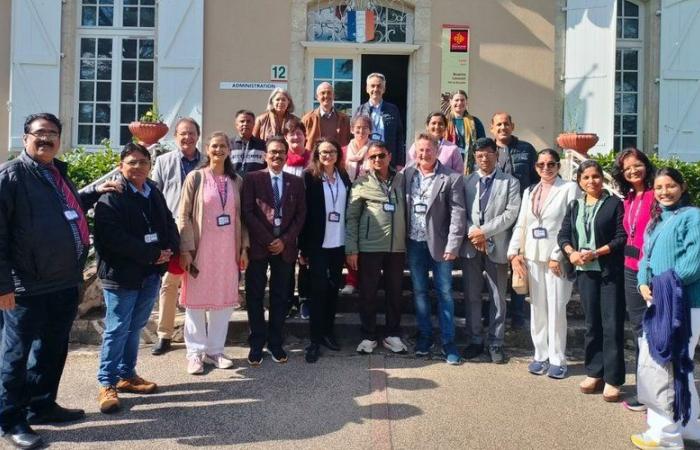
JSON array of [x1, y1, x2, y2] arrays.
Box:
[[269, 168, 283, 179], [478, 168, 497, 179], [180, 149, 200, 162], [319, 106, 334, 117], [128, 181, 151, 198], [369, 100, 383, 109]]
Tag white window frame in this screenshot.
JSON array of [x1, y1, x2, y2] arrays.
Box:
[[73, 1, 155, 150], [615, 0, 645, 151]]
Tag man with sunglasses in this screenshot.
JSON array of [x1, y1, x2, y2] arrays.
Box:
[[346, 141, 407, 354], [0, 113, 121, 448]]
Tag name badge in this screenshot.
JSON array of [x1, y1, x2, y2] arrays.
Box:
[[273, 217, 282, 227], [328, 212, 341, 223], [383, 202, 395, 212], [414, 203, 427, 214], [217, 214, 231, 227], [272, 226, 281, 237], [532, 227, 548, 239], [144, 232, 159, 244], [64, 209, 79, 221]]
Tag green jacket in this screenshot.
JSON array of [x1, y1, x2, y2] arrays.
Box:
[[345, 169, 406, 254]]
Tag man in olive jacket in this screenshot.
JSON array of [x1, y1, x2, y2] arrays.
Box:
[[345, 141, 407, 355]]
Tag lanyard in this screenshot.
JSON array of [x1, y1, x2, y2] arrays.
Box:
[[215, 175, 228, 211], [323, 171, 341, 212], [626, 193, 645, 239], [416, 171, 436, 201], [379, 174, 394, 203], [582, 197, 603, 242]]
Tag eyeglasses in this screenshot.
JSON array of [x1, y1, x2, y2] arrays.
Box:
[[27, 131, 59, 139], [368, 153, 387, 160], [319, 150, 338, 157], [268, 150, 287, 156], [124, 160, 151, 167], [536, 162, 559, 169]]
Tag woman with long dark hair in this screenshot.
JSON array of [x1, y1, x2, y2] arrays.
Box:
[[298, 138, 351, 363], [558, 160, 627, 401], [611, 147, 656, 412]]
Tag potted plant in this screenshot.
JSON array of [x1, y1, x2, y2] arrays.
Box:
[[128, 104, 169, 146], [556, 104, 599, 155]]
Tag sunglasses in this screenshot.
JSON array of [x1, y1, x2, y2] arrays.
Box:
[[536, 162, 558, 169], [368, 153, 387, 160]]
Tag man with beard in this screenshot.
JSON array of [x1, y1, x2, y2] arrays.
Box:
[[241, 137, 306, 366], [0, 113, 120, 449], [230, 109, 266, 175]]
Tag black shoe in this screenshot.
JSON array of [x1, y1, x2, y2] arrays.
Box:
[[489, 345, 506, 364], [305, 344, 321, 363], [2, 424, 43, 449], [247, 349, 263, 367], [320, 336, 340, 351], [462, 343, 484, 360], [151, 338, 171, 356], [269, 347, 288, 363], [27, 404, 85, 425]]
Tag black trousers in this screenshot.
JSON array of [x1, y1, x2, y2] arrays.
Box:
[[624, 267, 648, 384], [307, 247, 345, 344], [245, 255, 294, 352], [577, 271, 626, 386], [0, 287, 79, 430], [358, 252, 405, 340], [288, 262, 310, 306]]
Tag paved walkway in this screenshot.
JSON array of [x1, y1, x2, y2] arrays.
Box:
[[24, 338, 675, 450]]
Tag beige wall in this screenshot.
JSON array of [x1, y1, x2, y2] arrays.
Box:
[[0, 1, 11, 161], [430, 1, 558, 150], [201, 0, 292, 139]]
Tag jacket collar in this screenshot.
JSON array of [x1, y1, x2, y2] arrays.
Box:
[[20, 150, 68, 176]]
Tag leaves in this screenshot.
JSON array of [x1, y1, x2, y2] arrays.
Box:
[[58, 139, 120, 189]]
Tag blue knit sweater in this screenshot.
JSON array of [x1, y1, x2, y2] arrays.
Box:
[[638, 206, 700, 308]]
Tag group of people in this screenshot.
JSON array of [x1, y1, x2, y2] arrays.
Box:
[[0, 71, 698, 450]]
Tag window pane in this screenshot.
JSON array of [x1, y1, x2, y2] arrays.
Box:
[[122, 61, 137, 80], [314, 59, 332, 79], [79, 103, 94, 122], [82, 6, 97, 26], [97, 39, 112, 58], [335, 103, 353, 116], [98, 6, 113, 26], [79, 82, 94, 101], [80, 60, 95, 80], [139, 61, 154, 81], [616, 50, 621, 69], [83, 0, 97, 4], [96, 82, 111, 101], [138, 83, 153, 102], [124, 0, 137, 4], [623, 50, 638, 70], [622, 93, 637, 113], [122, 40, 137, 59], [122, 82, 136, 102], [334, 81, 352, 101], [81, 38, 95, 58], [614, 114, 621, 135], [96, 60, 112, 80], [137, 103, 149, 118], [78, 125, 93, 144], [124, 7, 138, 27], [334, 59, 352, 80], [141, 7, 155, 27], [625, 1, 639, 17], [623, 72, 638, 92], [95, 126, 110, 143], [143, 0, 155, 4], [121, 104, 136, 122], [622, 114, 637, 134], [616, 18, 622, 39], [139, 40, 154, 58], [615, 71, 621, 92], [386, 24, 406, 43], [615, 93, 621, 113], [95, 104, 111, 123], [102, 0, 114, 4], [120, 126, 132, 146], [623, 18, 639, 39], [622, 136, 637, 149]]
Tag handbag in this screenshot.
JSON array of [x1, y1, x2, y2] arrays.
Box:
[[511, 207, 529, 296]]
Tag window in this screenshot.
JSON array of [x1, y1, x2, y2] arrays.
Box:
[[614, 0, 643, 151], [76, 0, 155, 148], [308, 1, 413, 43], [312, 58, 354, 115]]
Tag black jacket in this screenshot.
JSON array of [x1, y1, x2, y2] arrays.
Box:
[[355, 101, 405, 166], [557, 192, 627, 279], [0, 151, 101, 296], [299, 170, 351, 257], [94, 176, 179, 290], [499, 136, 539, 193]]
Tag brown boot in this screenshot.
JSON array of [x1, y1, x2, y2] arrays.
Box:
[[98, 386, 120, 413], [579, 377, 604, 394], [116, 375, 157, 394]]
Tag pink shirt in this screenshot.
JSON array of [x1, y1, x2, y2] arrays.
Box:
[[623, 189, 655, 271]]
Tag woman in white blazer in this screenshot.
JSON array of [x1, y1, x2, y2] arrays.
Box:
[[507, 149, 580, 379]]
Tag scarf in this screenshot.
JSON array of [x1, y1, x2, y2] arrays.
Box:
[[344, 140, 369, 181], [286, 148, 309, 167], [446, 113, 477, 174]]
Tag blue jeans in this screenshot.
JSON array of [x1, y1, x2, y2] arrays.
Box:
[[0, 286, 79, 430], [407, 239, 455, 346], [98, 274, 160, 387]]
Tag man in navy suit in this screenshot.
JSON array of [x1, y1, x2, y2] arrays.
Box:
[[355, 73, 405, 167]]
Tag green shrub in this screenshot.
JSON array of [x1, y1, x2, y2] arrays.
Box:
[[592, 150, 700, 205], [59, 139, 120, 189]]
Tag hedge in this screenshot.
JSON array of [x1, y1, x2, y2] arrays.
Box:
[[58, 140, 120, 190]]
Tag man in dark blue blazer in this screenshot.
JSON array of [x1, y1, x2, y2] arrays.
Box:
[[355, 73, 405, 167]]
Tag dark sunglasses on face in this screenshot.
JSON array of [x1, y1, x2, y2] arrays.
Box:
[[536, 162, 558, 169], [368, 153, 387, 160]]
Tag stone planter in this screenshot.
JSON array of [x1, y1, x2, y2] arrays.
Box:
[[556, 132, 599, 155], [128, 121, 169, 146]]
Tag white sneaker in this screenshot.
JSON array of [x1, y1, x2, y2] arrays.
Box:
[[356, 339, 378, 354], [340, 284, 356, 295], [187, 354, 204, 375], [382, 336, 408, 353], [204, 353, 234, 369]]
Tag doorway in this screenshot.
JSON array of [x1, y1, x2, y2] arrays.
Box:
[[360, 54, 409, 129]]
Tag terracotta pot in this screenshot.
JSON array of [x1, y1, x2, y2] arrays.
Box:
[[556, 132, 599, 155], [128, 121, 169, 146]]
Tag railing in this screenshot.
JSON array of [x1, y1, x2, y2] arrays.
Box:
[[561, 149, 622, 197]]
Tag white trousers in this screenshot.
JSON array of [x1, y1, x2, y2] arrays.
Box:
[[645, 308, 700, 446], [527, 260, 573, 367], [184, 307, 234, 357]]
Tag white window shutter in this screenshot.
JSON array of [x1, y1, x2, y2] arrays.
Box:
[[563, 0, 617, 154], [8, 0, 62, 150], [658, 0, 700, 162], [156, 0, 203, 143]]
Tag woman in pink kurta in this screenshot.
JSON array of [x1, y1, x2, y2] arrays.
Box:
[[178, 131, 248, 375]]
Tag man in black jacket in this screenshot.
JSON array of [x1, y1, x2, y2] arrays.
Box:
[[94, 143, 179, 414], [0, 113, 121, 449]]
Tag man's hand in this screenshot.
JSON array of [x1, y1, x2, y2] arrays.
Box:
[[96, 180, 123, 194], [568, 251, 585, 266], [511, 255, 527, 278], [443, 252, 457, 261], [155, 249, 173, 265], [640, 284, 653, 303], [468, 228, 486, 247], [346, 254, 359, 271], [268, 239, 285, 255], [179, 252, 193, 271], [548, 259, 561, 278], [0, 292, 16, 311]]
